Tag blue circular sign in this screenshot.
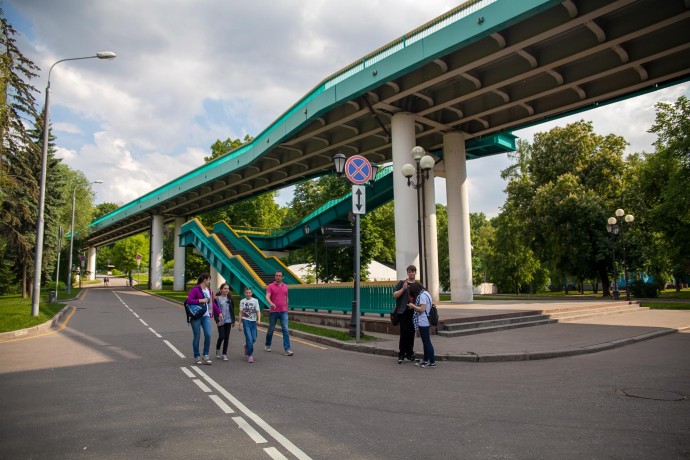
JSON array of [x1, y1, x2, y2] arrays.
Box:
[[344, 155, 372, 185]]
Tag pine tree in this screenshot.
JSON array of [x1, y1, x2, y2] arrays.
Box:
[[1, 8, 40, 296]]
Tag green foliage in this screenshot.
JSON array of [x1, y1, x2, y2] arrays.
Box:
[[108, 234, 149, 274], [629, 280, 658, 298], [0, 293, 65, 333], [497, 120, 628, 295], [635, 96, 690, 289]]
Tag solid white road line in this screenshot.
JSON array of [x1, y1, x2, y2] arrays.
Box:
[[232, 416, 268, 444]]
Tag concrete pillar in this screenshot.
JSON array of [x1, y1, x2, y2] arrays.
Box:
[[173, 217, 186, 291], [391, 113, 419, 280], [86, 247, 97, 280], [210, 266, 226, 291], [150, 215, 164, 291], [444, 132, 473, 302], [423, 169, 440, 301]]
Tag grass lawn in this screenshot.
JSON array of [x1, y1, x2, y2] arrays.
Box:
[[0, 292, 76, 333], [641, 301, 690, 310]]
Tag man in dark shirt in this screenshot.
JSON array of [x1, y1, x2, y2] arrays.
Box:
[[392, 265, 418, 364]]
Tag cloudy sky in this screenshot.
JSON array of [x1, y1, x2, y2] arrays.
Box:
[[5, 0, 689, 218]]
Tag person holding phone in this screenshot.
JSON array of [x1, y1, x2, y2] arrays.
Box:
[[392, 264, 418, 364]]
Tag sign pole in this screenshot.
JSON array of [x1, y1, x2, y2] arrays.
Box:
[[354, 213, 361, 340]]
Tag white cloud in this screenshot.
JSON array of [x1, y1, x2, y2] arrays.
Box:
[[5, 0, 689, 216]]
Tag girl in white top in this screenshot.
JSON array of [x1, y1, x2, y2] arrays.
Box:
[[407, 282, 436, 368], [238, 287, 261, 363]]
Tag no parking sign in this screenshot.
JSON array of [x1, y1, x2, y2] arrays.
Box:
[[344, 155, 372, 185]]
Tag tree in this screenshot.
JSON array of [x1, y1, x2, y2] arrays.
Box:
[[500, 121, 628, 295], [108, 234, 149, 276], [487, 211, 543, 294], [636, 96, 690, 290], [0, 10, 40, 297]]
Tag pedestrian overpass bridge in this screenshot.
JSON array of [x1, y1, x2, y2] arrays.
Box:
[[83, 0, 690, 301]]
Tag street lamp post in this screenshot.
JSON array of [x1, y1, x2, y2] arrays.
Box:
[[401, 146, 435, 287], [66, 180, 103, 294], [30, 51, 116, 317], [606, 209, 634, 301]]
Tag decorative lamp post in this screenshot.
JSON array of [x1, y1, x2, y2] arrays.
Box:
[[401, 146, 435, 287], [66, 180, 103, 294], [31, 51, 116, 317], [606, 209, 634, 301]]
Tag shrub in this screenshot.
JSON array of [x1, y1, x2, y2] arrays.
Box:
[[629, 280, 658, 298]]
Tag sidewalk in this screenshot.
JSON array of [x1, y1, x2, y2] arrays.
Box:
[[287, 299, 690, 362]]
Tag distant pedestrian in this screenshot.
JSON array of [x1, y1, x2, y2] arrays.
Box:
[[238, 286, 261, 363], [104, 276, 110, 286], [214, 283, 235, 361], [392, 264, 418, 364], [186, 273, 221, 365], [264, 271, 293, 356], [407, 282, 436, 368]]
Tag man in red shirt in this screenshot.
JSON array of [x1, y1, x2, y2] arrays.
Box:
[[264, 271, 294, 356]]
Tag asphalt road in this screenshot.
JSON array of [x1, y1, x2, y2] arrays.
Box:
[[1, 286, 688, 459]]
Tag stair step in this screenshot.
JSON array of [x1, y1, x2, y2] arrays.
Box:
[[438, 318, 557, 337], [553, 306, 648, 322], [443, 314, 551, 331]]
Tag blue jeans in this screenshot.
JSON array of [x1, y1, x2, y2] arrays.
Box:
[[265, 311, 291, 351], [191, 316, 212, 358], [418, 326, 435, 364], [242, 319, 258, 356]]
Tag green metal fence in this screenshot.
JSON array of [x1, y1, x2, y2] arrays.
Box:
[[288, 281, 396, 316]]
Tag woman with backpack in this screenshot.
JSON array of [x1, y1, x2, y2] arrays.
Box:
[[186, 273, 221, 365], [407, 282, 436, 368]]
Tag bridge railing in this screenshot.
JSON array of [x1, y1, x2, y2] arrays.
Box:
[[288, 281, 396, 316]]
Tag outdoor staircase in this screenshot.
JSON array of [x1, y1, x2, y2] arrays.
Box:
[[542, 303, 648, 322], [214, 234, 275, 284], [438, 312, 556, 337], [437, 302, 646, 338]]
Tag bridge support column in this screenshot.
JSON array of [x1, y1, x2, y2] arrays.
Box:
[[210, 266, 225, 291], [423, 167, 440, 301], [173, 218, 186, 291], [150, 215, 164, 291], [444, 132, 473, 302], [87, 247, 97, 280], [391, 112, 420, 280]]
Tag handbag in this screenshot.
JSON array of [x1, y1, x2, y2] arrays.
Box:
[[390, 306, 399, 326]]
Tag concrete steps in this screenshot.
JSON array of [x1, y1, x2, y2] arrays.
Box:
[[547, 303, 647, 322], [436, 302, 646, 337], [438, 314, 557, 337]]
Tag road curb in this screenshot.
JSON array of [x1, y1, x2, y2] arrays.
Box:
[[282, 324, 690, 363], [0, 304, 76, 340]]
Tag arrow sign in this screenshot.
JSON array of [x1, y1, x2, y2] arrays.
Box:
[[352, 185, 366, 215]]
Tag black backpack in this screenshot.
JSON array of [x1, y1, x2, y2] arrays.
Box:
[[427, 304, 439, 326]]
